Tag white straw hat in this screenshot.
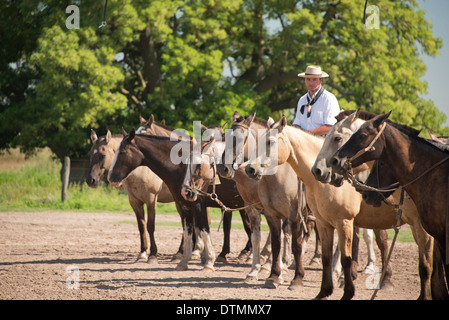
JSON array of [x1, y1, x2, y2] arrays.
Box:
[[297, 65, 329, 78]]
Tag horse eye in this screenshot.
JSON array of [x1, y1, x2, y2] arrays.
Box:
[[334, 136, 342, 142]]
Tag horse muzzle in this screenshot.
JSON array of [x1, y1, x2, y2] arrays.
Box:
[[181, 186, 198, 202]]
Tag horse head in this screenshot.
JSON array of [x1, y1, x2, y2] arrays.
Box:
[[312, 109, 370, 187], [181, 138, 218, 202], [86, 129, 117, 188], [217, 112, 257, 179], [245, 115, 288, 180], [107, 128, 144, 187], [331, 111, 391, 175]]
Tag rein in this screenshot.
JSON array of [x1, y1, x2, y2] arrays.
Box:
[[370, 187, 405, 300]]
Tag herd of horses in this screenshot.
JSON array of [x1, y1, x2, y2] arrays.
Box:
[[86, 110, 449, 300]]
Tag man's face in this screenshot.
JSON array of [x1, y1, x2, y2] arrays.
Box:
[[305, 77, 322, 95]]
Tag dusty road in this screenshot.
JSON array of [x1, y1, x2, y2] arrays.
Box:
[[0, 210, 421, 300]]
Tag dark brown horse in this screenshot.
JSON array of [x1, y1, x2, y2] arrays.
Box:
[[361, 160, 449, 299], [107, 129, 251, 272], [331, 112, 449, 292]]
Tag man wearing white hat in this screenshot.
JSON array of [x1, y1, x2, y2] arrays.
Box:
[[292, 65, 340, 136]]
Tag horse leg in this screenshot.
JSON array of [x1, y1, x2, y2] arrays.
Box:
[[289, 218, 305, 290], [216, 210, 231, 262], [128, 198, 148, 262], [176, 211, 194, 271], [337, 218, 355, 300], [362, 229, 376, 274], [332, 245, 342, 286], [245, 207, 262, 281], [264, 215, 283, 289], [314, 221, 335, 300], [310, 222, 322, 266], [374, 229, 394, 290], [145, 194, 158, 264], [197, 203, 215, 272], [239, 209, 253, 259], [282, 218, 292, 269], [431, 242, 449, 299]]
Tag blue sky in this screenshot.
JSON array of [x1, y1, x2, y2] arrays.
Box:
[[418, 0, 449, 125]]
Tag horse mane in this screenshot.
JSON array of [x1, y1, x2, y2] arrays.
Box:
[[234, 115, 269, 127], [336, 109, 421, 137], [287, 124, 325, 140], [135, 133, 192, 143]]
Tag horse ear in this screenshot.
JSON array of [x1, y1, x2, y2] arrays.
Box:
[[244, 112, 256, 127], [201, 124, 208, 132], [90, 129, 98, 143], [219, 121, 227, 132], [147, 114, 155, 127], [272, 115, 287, 132], [139, 115, 146, 125], [160, 119, 166, 125], [353, 108, 361, 122], [232, 111, 240, 122], [372, 111, 392, 129], [279, 115, 288, 132], [105, 130, 112, 144], [201, 137, 215, 151], [122, 127, 128, 136], [126, 128, 136, 142], [267, 117, 275, 127]]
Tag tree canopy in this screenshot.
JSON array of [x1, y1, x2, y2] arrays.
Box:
[[0, 0, 445, 160]]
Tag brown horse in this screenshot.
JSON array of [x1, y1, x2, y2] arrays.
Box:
[[107, 129, 250, 272], [331, 112, 449, 294], [362, 160, 448, 299], [87, 129, 174, 263], [312, 110, 443, 299]]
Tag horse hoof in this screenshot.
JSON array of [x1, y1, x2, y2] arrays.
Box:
[[191, 250, 201, 260], [136, 252, 148, 262], [288, 280, 304, 291], [202, 266, 215, 273], [245, 275, 258, 283], [171, 253, 183, 262], [263, 280, 279, 289], [381, 281, 394, 291], [309, 257, 320, 267], [215, 256, 227, 263], [147, 256, 158, 265], [176, 263, 188, 271]]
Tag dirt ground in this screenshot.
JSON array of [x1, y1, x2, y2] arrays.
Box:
[[0, 210, 421, 300]]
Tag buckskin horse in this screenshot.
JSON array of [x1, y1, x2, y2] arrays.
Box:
[[331, 111, 449, 295], [312, 109, 444, 299], [217, 113, 324, 289], [107, 129, 251, 272]]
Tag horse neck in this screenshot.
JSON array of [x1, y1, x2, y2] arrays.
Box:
[[382, 125, 448, 188], [146, 124, 174, 138], [134, 136, 187, 186], [284, 125, 324, 184]]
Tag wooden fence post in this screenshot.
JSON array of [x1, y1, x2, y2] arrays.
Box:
[[61, 156, 70, 202]]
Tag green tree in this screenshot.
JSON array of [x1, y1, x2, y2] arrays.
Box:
[[0, 0, 445, 160]]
